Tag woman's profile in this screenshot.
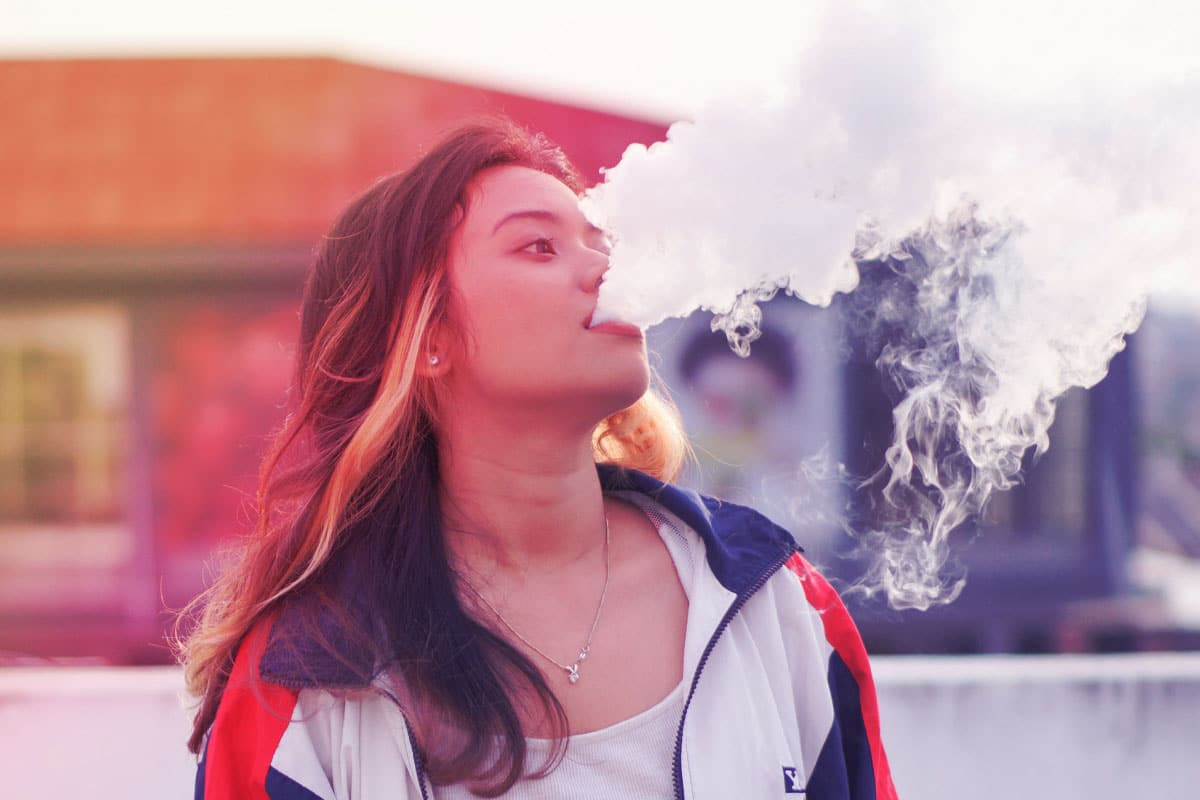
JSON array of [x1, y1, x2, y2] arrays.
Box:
[[179, 118, 897, 799]]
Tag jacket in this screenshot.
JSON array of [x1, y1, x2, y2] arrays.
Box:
[[195, 465, 898, 799]]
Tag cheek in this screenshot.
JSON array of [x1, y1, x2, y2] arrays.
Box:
[[453, 258, 531, 322], [446, 252, 581, 384], [457, 270, 567, 343], [451, 286, 564, 379], [465, 293, 546, 348]]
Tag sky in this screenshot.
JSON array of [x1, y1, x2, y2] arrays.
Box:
[[5, 0, 829, 118], [6, 0, 1197, 119], [6, 0, 1198, 310]]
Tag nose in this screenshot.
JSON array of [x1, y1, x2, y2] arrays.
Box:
[[582, 249, 609, 293]]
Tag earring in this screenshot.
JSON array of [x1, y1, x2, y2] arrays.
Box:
[[429, 355, 440, 366]]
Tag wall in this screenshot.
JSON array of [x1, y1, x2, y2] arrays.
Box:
[[0, 57, 667, 247], [875, 654, 1200, 798], [0, 56, 671, 664], [2, 654, 1198, 799]]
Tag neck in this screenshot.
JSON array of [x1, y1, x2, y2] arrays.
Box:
[[437, 408, 608, 577]]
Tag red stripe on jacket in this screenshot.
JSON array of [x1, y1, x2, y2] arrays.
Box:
[[201, 622, 299, 800], [786, 553, 898, 800]]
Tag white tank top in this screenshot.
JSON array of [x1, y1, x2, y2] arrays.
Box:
[[432, 492, 692, 799], [431, 677, 685, 799]]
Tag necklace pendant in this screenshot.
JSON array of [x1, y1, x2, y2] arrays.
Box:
[[566, 664, 580, 684]]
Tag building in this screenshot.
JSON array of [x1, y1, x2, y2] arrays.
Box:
[[0, 56, 667, 663], [3, 56, 1196, 665]]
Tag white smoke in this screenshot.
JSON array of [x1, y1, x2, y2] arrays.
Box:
[[584, 3, 1198, 609]]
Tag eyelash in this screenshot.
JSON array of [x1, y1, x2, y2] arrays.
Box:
[[519, 236, 612, 259], [522, 237, 557, 256]]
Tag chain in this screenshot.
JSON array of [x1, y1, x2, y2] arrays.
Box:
[[455, 510, 611, 686]]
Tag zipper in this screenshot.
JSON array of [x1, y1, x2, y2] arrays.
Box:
[[406, 725, 432, 800], [261, 527, 798, 799], [671, 544, 798, 800]]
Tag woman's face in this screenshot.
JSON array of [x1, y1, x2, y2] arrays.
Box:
[[440, 165, 649, 424]]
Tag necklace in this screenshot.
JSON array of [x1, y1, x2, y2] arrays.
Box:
[[455, 511, 611, 686]]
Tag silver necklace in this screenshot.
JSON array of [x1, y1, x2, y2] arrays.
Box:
[[455, 511, 611, 686]]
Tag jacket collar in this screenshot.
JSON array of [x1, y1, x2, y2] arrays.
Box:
[[260, 464, 800, 687], [598, 464, 800, 596]]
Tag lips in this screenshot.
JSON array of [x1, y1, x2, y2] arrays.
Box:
[[590, 321, 644, 339], [583, 310, 643, 339]]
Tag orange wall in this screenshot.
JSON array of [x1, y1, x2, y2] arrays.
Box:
[[0, 57, 667, 247]]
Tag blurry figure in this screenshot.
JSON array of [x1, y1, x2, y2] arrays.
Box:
[[679, 325, 798, 504]]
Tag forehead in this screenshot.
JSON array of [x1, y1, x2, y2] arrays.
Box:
[[462, 165, 582, 230]]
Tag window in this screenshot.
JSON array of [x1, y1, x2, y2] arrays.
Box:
[[0, 305, 132, 615]]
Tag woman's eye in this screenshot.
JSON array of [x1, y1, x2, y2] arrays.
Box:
[[522, 238, 556, 256]]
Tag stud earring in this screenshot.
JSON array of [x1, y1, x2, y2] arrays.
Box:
[[429, 355, 440, 366]]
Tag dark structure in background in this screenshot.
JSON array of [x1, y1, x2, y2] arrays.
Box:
[[652, 285, 1200, 656], [828, 249, 1199, 655], [840, 324, 1144, 654]]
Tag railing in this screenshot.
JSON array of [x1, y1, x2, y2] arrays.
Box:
[[2, 654, 1198, 799]]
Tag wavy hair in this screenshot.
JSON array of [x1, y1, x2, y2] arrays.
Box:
[[176, 117, 690, 795]]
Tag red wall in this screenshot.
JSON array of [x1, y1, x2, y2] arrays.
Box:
[[0, 57, 667, 247], [0, 57, 668, 663]]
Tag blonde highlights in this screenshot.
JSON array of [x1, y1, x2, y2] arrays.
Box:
[[176, 264, 449, 718], [176, 118, 694, 795], [593, 376, 692, 484], [275, 273, 443, 604]]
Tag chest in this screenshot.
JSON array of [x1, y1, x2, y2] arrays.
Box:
[[521, 519, 689, 735], [432, 681, 686, 800]]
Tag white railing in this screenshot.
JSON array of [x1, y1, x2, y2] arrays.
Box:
[[2, 654, 1198, 799], [874, 653, 1200, 799]]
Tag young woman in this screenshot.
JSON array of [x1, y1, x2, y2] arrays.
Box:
[[180, 118, 897, 800]]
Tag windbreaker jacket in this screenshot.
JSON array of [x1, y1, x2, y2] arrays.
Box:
[[196, 466, 898, 799]]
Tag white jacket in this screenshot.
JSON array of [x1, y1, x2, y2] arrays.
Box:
[[196, 466, 897, 799]]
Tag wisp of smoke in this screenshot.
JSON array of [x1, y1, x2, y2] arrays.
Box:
[[583, 4, 1197, 609]]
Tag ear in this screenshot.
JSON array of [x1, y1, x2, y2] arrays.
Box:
[[416, 323, 455, 378], [417, 350, 451, 378]]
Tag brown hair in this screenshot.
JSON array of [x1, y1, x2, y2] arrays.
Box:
[[176, 117, 689, 795]]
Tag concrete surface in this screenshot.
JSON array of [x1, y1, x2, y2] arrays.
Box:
[[2, 654, 1198, 799]]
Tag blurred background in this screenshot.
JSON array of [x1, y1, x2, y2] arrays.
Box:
[[2, 52, 1197, 666], [0, 54, 673, 665]]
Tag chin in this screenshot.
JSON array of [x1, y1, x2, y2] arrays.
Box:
[[599, 366, 652, 415]]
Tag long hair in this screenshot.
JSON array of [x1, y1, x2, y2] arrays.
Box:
[[176, 117, 690, 795]]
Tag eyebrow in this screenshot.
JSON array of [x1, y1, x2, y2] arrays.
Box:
[[491, 209, 607, 239]]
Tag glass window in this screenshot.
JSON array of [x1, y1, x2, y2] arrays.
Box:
[[0, 305, 132, 616]]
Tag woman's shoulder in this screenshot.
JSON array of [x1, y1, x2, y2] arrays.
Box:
[[200, 619, 423, 799], [210, 617, 398, 763], [253, 563, 383, 690]]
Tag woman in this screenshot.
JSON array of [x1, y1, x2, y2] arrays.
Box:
[[180, 118, 897, 799]]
